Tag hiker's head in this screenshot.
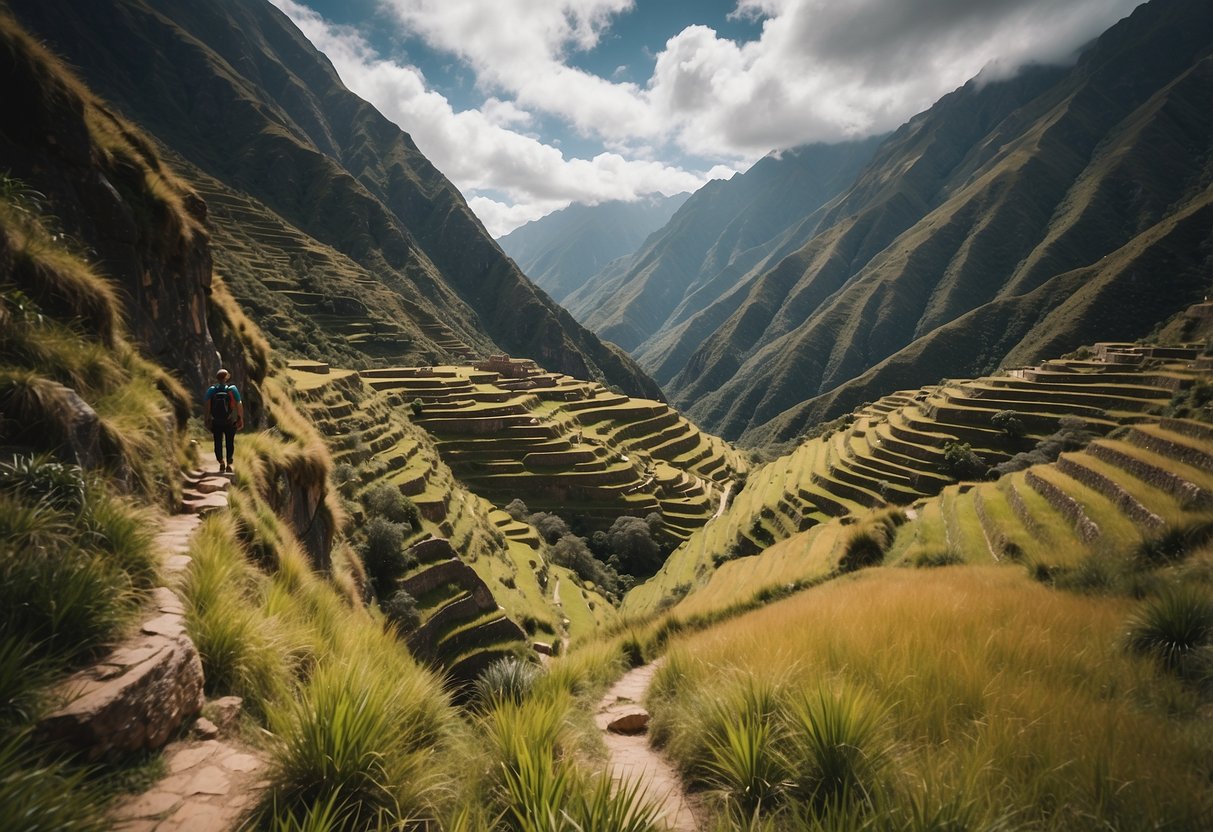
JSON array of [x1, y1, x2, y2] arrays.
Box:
[[216, 368, 230, 382]]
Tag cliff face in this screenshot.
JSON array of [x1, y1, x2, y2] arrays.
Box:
[[6, 0, 662, 399], [0, 23, 223, 396], [0, 12, 336, 567]]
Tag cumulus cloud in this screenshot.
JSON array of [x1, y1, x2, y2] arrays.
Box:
[[274, 0, 1140, 233], [271, 0, 725, 235]]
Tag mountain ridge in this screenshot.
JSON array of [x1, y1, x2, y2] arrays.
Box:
[[604, 0, 1213, 443], [497, 194, 690, 303], [6, 0, 663, 399]]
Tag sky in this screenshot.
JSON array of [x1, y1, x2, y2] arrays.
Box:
[[271, 0, 1141, 237]]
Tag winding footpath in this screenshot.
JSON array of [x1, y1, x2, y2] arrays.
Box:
[[595, 661, 699, 831], [110, 464, 269, 832]]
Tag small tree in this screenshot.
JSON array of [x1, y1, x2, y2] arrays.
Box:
[[529, 512, 569, 545], [362, 483, 420, 529], [359, 517, 408, 598], [942, 441, 984, 480], [504, 498, 529, 521], [607, 515, 662, 577], [991, 410, 1026, 440], [383, 590, 421, 633]]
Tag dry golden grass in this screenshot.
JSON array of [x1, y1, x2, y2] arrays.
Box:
[[652, 566, 1213, 829]]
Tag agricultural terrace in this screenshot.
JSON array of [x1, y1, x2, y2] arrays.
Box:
[[288, 364, 617, 678], [625, 343, 1211, 615], [356, 362, 747, 542]]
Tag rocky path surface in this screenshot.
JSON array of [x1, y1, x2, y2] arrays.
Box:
[[110, 464, 269, 832], [595, 661, 698, 831]]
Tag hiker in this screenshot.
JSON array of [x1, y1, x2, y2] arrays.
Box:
[[204, 368, 244, 473]]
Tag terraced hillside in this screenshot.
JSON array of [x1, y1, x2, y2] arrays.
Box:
[[190, 166, 476, 367], [357, 362, 748, 542], [625, 342, 1212, 615], [287, 366, 617, 681]]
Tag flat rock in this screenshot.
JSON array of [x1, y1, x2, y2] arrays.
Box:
[[193, 718, 220, 740], [607, 710, 650, 735], [209, 696, 243, 728], [36, 589, 204, 760]]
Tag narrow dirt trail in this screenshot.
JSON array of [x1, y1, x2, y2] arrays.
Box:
[[111, 464, 269, 832], [594, 661, 698, 831]]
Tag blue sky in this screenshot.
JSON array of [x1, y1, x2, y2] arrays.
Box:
[[274, 0, 1140, 236]]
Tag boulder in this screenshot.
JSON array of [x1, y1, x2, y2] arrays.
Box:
[[36, 588, 204, 761], [607, 711, 650, 735]]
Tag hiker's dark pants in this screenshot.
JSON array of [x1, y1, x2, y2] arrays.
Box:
[[212, 425, 236, 463]]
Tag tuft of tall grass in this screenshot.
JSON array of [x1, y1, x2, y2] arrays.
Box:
[[0, 635, 54, 729], [0, 731, 109, 831], [261, 654, 448, 829], [782, 684, 890, 809], [703, 709, 786, 815], [182, 515, 291, 717], [0, 482, 146, 664], [1125, 585, 1213, 680], [473, 656, 542, 710]]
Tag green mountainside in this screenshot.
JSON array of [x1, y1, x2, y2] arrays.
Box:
[[563, 138, 885, 355], [5, 3, 1213, 828], [6, 0, 661, 399], [497, 194, 689, 303], [572, 0, 1213, 445]]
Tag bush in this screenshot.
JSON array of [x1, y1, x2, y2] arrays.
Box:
[[529, 512, 569, 545], [331, 462, 357, 500], [504, 498, 529, 521], [357, 517, 409, 598], [383, 590, 421, 634], [1125, 586, 1213, 680], [942, 442, 984, 480], [991, 410, 1026, 440], [607, 515, 662, 577], [839, 528, 886, 573], [550, 534, 618, 596], [993, 416, 1095, 477], [361, 483, 419, 529], [472, 657, 541, 710]]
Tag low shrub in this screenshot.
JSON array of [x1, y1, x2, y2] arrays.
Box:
[[472, 657, 541, 711], [361, 483, 419, 529], [383, 590, 421, 634], [838, 529, 886, 573], [1125, 586, 1213, 681]]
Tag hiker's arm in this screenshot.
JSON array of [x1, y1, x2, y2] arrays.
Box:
[[236, 399, 245, 428]]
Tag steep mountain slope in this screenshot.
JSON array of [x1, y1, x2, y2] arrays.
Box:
[[659, 0, 1213, 443], [498, 194, 689, 303], [7, 0, 661, 398], [562, 138, 885, 357]]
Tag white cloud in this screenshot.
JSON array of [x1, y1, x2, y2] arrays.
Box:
[[270, 0, 725, 236], [274, 0, 1141, 233]]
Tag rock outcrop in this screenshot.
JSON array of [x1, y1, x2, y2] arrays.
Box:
[[36, 588, 204, 761]]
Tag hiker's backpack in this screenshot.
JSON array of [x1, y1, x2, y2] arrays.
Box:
[[210, 385, 236, 427]]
